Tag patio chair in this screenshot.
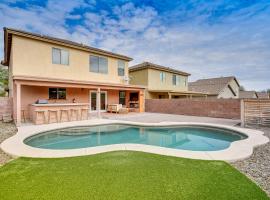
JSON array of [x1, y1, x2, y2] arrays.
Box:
[[107, 104, 122, 113]]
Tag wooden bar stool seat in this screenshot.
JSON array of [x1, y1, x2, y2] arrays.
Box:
[[80, 108, 89, 120], [48, 110, 58, 123], [60, 109, 70, 122], [70, 108, 80, 121], [34, 110, 46, 125]]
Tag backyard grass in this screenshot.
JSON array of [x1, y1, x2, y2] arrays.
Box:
[[0, 151, 268, 200]]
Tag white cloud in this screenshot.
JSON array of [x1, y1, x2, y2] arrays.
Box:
[[0, 1, 270, 90]]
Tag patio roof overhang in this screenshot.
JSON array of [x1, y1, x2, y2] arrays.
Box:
[[13, 75, 146, 91]]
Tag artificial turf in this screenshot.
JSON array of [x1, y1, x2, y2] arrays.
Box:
[[0, 151, 268, 200]]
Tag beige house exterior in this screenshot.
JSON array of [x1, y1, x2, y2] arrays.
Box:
[[189, 76, 240, 99], [2, 28, 145, 126], [129, 62, 206, 99]]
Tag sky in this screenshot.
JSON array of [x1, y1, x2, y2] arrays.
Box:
[[0, 0, 270, 91]]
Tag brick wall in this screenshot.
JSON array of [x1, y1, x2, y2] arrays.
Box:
[[145, 99, 241, 119], [0, 97, 12, 120]]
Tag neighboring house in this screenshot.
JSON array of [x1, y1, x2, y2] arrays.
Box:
[[129, 62, 206, 99], [1, 28, 145, 126], [239, 91, 258, 99], [189, 76, 240, 99], [257, 92, 270, 99]]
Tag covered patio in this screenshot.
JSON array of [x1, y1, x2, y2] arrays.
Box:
[[147, 90, 208, 99], [13, 76, 145, 126]]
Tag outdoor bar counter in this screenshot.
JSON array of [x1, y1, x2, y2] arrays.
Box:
[[30, 103, 90, 124]]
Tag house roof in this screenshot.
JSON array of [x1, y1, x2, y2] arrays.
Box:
[[1, 27, 132, 66], [256, 92, 270, 99], [239, 91, 258, 99], [188, 76, 240, 95], [129, 62, 190, 76]]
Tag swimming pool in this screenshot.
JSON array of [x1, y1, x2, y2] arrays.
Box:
[[24, 124, 247, 151]]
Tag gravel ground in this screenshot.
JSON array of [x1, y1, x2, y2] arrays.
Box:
[[231, 127, 270, 196], [0, 121, 17, 166]]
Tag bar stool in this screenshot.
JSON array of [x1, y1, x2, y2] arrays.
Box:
[[34, 110, 46, 125], [60, 109, 70, 122], [48, 110, 58, 123], [70, 108, 80, 121], [80, 108, 89, 120]]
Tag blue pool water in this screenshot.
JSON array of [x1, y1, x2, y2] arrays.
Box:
[[24, 124, 247, 151]]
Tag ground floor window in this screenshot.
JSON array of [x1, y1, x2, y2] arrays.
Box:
[[49, 88, 66, 99], [119, 91, 126, 105]]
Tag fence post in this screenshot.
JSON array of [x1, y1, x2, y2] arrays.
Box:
[[240, 99, 245, 127]]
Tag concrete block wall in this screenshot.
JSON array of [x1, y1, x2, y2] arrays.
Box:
[[145, 99, 241, 119], [0, 97, 12, 120]]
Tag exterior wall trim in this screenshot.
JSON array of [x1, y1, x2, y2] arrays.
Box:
[[13, 75, 146, 90]]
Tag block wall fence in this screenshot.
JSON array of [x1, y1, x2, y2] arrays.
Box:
[[145, 99, 241, 119], [0, 97, 12, 120]]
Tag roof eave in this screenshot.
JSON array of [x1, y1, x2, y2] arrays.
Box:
[[4, 28, 133, 62], [129, 65, 190, 76]]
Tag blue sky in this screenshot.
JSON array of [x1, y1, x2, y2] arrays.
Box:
[[1, 0, 270, 90]]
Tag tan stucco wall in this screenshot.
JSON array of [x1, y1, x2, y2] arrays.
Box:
[[146, 92, 169, 99], [218, 79, 239, 99], [19, 86, 124, 120], [130, 68, 188, 99], [147, 69, 188, 92], [129, 69, 148, 86], [129, 68, 188, 92], [11, 35, 129, 84]]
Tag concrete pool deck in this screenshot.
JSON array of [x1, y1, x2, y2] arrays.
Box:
[[1, 118, 268, 161], [102, 112, 241, 126]]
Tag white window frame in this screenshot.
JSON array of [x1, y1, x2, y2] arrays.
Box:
[[172, 75, 180, 86], [160, 72, 166, 83], [52, 47, 69, 65], [118, 60, 125, 76], [89, 90, 107, 112], [89, 55, 108, 74]]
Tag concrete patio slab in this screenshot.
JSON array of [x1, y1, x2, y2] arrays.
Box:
[[1, 119, 268, 161], [102, 112, 241, 126]]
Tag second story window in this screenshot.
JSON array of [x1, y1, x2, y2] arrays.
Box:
[[172, 75, 180, 86], [52, 48, 69, 65], [118, 60, 125, 76], [160, 72, 166, 83], [90, 55, 108, 74]]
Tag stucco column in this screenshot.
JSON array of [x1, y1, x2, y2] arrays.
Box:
[[139, 90, 145, 112], [16, 83, 21, 126], [97, 87, 101, 118]]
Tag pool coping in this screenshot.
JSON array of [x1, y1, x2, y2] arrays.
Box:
[[0, 119, 269, 161]]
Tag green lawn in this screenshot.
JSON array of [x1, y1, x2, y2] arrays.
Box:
[[0, 151, 268, 200]]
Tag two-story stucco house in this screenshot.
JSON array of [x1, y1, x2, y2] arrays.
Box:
[[1, 28, 145, 126], [129, 62, 206, 99]]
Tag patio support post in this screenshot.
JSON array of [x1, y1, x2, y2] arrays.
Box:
[[97, 87, 101, 118], [16, 82, 21, 126], [139, 90, 145, 112]]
